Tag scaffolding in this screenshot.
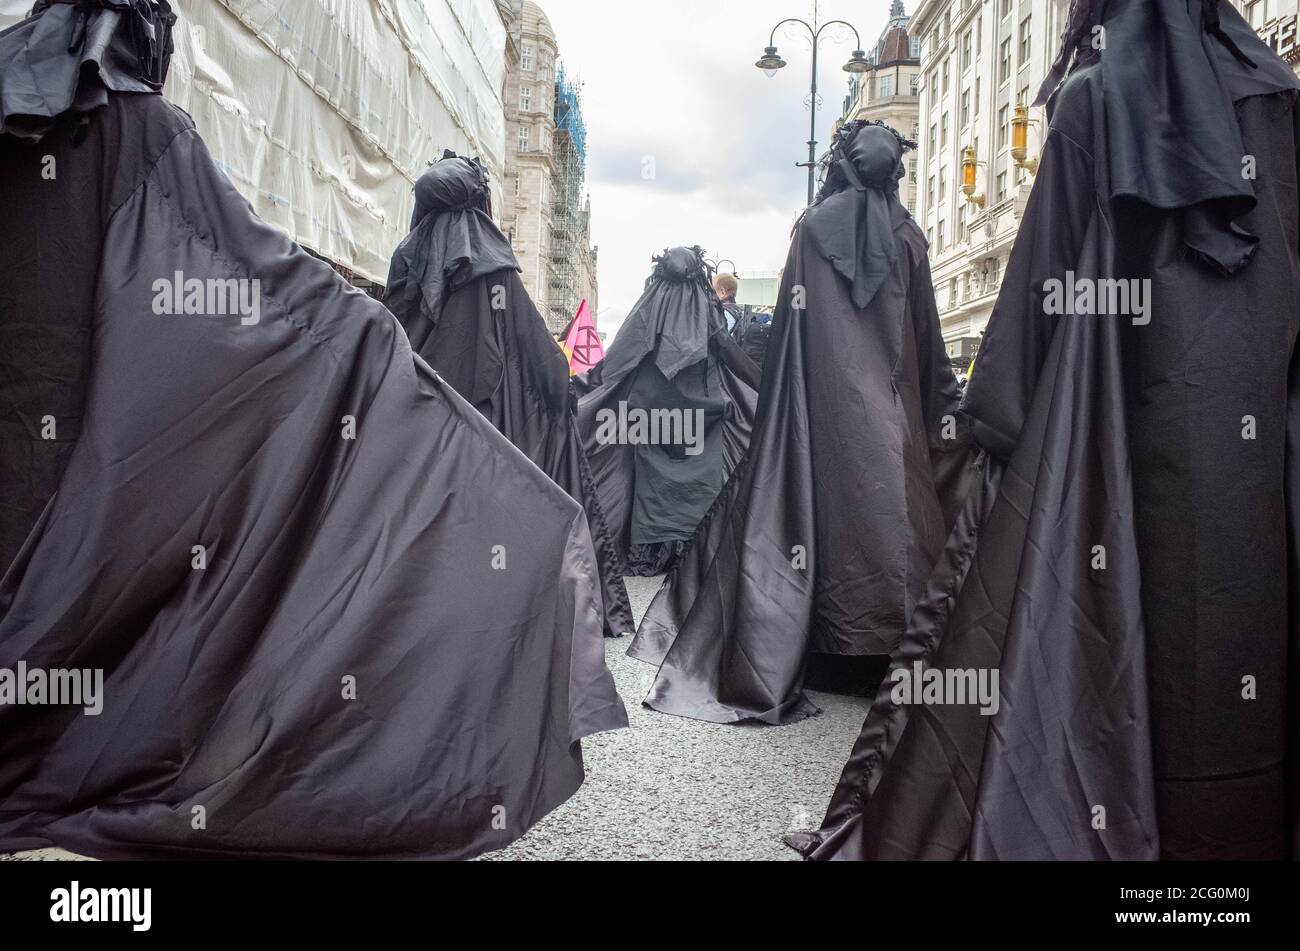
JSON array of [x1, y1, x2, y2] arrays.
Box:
[[548, 63, 588, 332]]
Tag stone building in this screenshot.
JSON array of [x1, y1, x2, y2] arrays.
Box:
[[841, 1, 924, 217], [1234, 1, 1300, 73], [498, 0, 600, 334], [911, 0, 1067, 374]]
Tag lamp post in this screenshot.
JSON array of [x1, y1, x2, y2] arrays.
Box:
[[756, 16, 871, 206]]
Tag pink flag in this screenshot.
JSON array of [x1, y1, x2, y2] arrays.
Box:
[[561, 300, 605, 376]]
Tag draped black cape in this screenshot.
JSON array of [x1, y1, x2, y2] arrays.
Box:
[[385, 158, 634, 636], [577, 247, 760, 577], [629, 125, 969, 725], [791, 0, 1300, 860], [0, 2, 626, 860]]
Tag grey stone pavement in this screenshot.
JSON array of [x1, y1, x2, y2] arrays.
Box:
[[2, 575, 872, 862]]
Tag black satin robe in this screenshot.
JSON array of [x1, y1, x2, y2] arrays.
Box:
[[387, 245, 634, 637], [793, 0, 1300, 860], [630, 202, 968, 725], [578, 252, 759, 577], [0, 4, 626, 860]]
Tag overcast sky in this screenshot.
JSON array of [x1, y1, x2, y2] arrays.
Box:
[[538, 0, 895, 336]]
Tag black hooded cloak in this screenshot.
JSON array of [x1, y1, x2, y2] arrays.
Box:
[[0, 1, 626, 861], [791, 0, 1300, 860], [385, 155, 634, 637], [628, 123, 970, 725], [577, 247, 760, 576]]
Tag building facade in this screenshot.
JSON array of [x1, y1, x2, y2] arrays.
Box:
[[499, 0, 599, 334], [841, 1, 924, 217], [911, 0, 1067, 373], [1234, 0, 1300, 73]]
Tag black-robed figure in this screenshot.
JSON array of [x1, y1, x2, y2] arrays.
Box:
[[628, 122, 970, 725], [577, 247, 760, 577], [791, 0, 1300, 861], [0, 0, 625, 861], [385, 153, 633, 637]]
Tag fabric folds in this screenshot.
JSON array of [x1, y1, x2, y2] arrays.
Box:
[[795, 0, 1300, 860], [629, 122, 969, 725], [0, 1, 625, 861]]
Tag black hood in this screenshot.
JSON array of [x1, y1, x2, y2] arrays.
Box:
[[804, 120, 912, 309], [597, 245, 725, 388], [0, 0, 175, 143], [385, 154, 519, 327], [1036, 0, 1300, 275]]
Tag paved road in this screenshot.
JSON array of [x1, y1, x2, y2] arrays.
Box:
[[2, 575, 873, 862]]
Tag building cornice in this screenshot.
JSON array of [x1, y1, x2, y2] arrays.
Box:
[[911, 0, 944, 37]]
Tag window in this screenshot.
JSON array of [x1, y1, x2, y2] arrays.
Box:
[[929, 69, 938, 103], [521, 44, 533, 71], [942, 58, 950, 94], [518, 125, 530, 152], [910, 37, 922, 58], [880, 74, 894, 98], [1018, 84, 1030, 108], [961, 89, 970, 126], [997, 105, 1009, 148], [976, 16, 983, 55], [1019, 17, 1032, 63], [1000, 0, 1012, 18], [909, 159, 918, 184], [929, 123, 937, 154], [927, 226, 934, 246], [907, 198, 917, 216], [910, 73, 920, 96], [939, 170, 947, 202], [938, 221, 946, 252], [999, 38, 1011, 84], [961, 31, 972, 71], [975, 77, 981, 114], [927, 174, 935, 207], [520, 86, 531, 111], [941, 113, 948, 148], [996, 171, 1008, 201]]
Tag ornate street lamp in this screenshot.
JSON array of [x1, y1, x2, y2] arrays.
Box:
[[756, 15, 870, 205]]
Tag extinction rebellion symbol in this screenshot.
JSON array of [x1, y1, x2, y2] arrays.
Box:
[[571, 326, 602, 367]]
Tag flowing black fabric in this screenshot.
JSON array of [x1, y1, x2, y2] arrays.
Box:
[[577, 247, 759, 577], [629, 125, 969, 725], [0, 2, 626, 860], [386, 163, 633, 637], [794, 0, 1300, 860]]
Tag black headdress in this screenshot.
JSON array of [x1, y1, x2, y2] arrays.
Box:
[[804, 120, 914, 309], [600, 246, 723, 388], [1033, 0, 1300, 275], [385, 151, 518, 326], [0, 0, 176, 143]]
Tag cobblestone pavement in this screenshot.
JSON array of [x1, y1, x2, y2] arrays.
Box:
[[2, 575, 872, 862]]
